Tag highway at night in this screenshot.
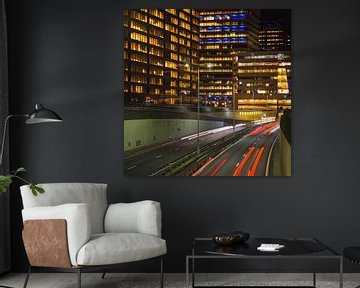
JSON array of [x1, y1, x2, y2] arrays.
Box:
[[192, 121, 279, 176], [125, 121, 279, 176]]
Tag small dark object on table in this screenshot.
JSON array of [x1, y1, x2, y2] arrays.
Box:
[[212, 230, 250, 245]]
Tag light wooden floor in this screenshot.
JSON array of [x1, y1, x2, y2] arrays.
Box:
[[0, 273, 359, 288]]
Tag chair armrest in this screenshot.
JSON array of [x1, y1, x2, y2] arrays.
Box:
[[104, 200, 162, 237], [22, 203, 91, 266]]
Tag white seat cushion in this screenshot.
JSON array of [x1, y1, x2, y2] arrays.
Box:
[[76, 233, 167, 266]]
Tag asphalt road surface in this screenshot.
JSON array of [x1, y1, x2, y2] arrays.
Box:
[[124, 124, 247, 176], [194, 122, 279, 176], [124, 121, 279, 176]]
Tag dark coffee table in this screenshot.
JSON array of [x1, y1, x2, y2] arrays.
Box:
[[186, 237, 342, 288]]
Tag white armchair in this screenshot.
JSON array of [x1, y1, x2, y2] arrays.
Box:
[[20, 183, 166, 288]]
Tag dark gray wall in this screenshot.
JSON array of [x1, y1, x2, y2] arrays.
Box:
[[5, 0, 360, 273]]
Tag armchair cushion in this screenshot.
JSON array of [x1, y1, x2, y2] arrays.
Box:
[[22, 203, 91, 266], [21, 183, 108, 234], [76, 233, 166, 266], [104, 200, 162, 237]]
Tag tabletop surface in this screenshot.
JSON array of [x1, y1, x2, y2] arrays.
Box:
[[190, 237, 340, 257]]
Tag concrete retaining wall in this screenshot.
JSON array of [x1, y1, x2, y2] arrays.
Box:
[[124, 119, 225, 151]]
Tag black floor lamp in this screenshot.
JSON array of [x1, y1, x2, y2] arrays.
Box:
[[0, 103, 62, 288]]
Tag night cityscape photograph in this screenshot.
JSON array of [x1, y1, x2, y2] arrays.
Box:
[[124, 9, 291, 176]]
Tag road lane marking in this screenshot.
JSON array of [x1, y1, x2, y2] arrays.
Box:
[[248, 146, 265, 176], [265, 135, 279, 176], [210, 158, 228, 176], [191, 157, 214, 176], [233, 146, 255, 176], [126, 165, 137, 170], [155, 155, 163, 159]]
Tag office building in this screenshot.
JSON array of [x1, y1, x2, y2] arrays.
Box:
[[124, 9, 199, 105], [198, 10, 261, 107], [260, 21, 291, 51], [234, 51, 291, 111]]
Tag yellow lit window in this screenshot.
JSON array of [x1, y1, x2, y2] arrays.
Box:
[[170, 71, 178, 78], [149, 9, 164, 19], [131, 85, 144, 93], [170, 17, 178, 25], [130, 53, 147, 63], [170, 34, 178, 43], [149, 47, 163, 57], [179, 21, 190, 30], [179, 11, 191, 22], [131, 11, 147, 23], [149, 37, 163, 47], [131, 75, 147, 83], [130, 21, 147, 33], [165, 24, 178, 34], [165, 61, 177, 69], [150, 68, 164, 76], [130, 32, 147, 43], [149, 77, 163, 85], [150, 58, 163, 66], [149, 17, 164, 29], [130, 42, 147, 53], [170, 53, 178, 61], [165, 9, 177, 16]]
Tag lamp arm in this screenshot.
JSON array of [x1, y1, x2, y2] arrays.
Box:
[[0, 114, 28, 169]]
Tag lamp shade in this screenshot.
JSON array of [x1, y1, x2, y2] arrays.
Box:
[[25, 104, 63, 124]]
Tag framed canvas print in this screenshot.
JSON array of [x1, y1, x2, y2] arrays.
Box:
[[124, 9, 291, 176]]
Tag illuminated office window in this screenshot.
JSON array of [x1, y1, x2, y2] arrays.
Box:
[[149, 58, 164, 66], [149, 47, 163, 57], [149, 17, 164, 29], [149, 27, 164, 38], [170, 17, 178, 25], [165, 9, 177, 16], [130, 53, 147, 63], [149, 87, 162, 95], [165, 89, 177, 96], [131, 11, 147, 23], [149, 77, 163, 85], [170, 80, 177, 87], [179, 11, 191, 22], [170, 53, 178, 61], [130, 32, 147, 43], [170, 71, 178, 78], [166, 43, 177, 51], [130, 64, 147, 73], [149, 37, 163, 47], [131, 75, 147, 83], [179, 21, 191, 30], [170, 34, 178, 43], [165, 24, 178, 34], [150, 67, 164, 76], [165, 61, 177, 69], [149, 9, 164, 19], [130, 42, 147, 53], [130, 85, 144, 93], [130, 21, 147, 33]]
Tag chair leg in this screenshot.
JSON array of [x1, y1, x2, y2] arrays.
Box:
[[160, 257, 164, 288], [23, 266, 31, 288], [101, 270, 107, 279], [77, 269, 81, 288]]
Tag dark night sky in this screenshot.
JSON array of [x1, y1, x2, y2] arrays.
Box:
[[260, 9, 291, 33]]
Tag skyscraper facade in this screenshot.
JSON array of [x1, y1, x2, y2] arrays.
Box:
[[234, 51, 291, 111], [124, 9, 199, 105], [198, 10, 261, 107], [260, 21, 291, 51]]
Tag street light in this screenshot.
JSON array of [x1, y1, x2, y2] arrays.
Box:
[[181, 59, 212, 155]]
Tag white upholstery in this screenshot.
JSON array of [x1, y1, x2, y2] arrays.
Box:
[[20, 183, 166, 267], [105, 201, 162, 237], [77, 233, 167, 266], [22, 204, 91, 266], [20, 183, 108, 234]]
